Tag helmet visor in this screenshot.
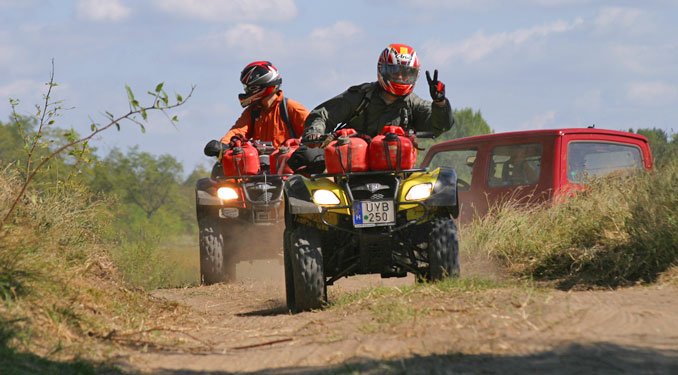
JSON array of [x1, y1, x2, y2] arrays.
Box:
[[243, 84, 262, 95], [379, 64, 419, 85]]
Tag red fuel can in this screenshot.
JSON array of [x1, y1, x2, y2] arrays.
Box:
[[324, 129, 369, 174], [368, 126, 417, 171], [222, 140, 261, 176], [270, 138, 301, 175]]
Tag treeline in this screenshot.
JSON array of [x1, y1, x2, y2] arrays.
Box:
[[1, 116, 206, 241], [629, 127, 678, 167]]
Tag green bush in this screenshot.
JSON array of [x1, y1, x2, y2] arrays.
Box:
[[464, 160, 678, 288]]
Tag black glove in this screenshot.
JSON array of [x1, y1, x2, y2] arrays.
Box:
[[287, 145, 326, 175], [426, 70, 446, 103], [204, 140, 228, 157], [303, 132, 324, 142]]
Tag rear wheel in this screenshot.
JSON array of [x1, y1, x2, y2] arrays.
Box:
[[289, 226, 326, 312], [198, 214, 236, 285], [427, 216, 460, 281]]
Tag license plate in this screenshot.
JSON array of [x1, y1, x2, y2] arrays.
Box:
[[352, 200, 395, 228]]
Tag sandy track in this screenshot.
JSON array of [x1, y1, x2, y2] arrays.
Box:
[[119, 260, 678, 374]]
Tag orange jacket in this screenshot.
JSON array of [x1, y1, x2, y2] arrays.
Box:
[[221, 91, 308, 147]]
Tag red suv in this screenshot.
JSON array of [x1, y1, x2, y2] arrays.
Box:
[[420, 128, 653, 223]]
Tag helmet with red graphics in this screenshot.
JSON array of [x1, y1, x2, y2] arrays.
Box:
[[377, 44, 420, 96], [238, 61, 282, 107]]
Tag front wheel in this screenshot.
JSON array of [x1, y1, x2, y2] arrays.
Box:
[[199, 215, 236, 285], [288, 226, 326, 312], [283, 227, 296, 310], [427, 216, 461, 281]]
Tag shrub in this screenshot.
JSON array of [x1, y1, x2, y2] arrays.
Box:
[[463, 160, 678, 288]]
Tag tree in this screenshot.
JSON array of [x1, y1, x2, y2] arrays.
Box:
[[440, 108, 493, 140], [631, 128, 678, 167], [0, 61, 193, 230], [417, 107, 493, 163], [92, 148, 183, 219]]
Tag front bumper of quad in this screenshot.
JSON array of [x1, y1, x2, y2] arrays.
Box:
[[284, 167, 459, 229]]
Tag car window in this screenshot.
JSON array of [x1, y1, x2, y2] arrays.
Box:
[[428, 149, 477, 191], [567, 142, 642, 183], [488, 144, 542, 187]]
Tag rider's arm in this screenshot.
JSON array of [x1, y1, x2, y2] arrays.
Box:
[[303, 86, 366, 137], [220, 109, 251, 144], [408, 93, 455, 137]]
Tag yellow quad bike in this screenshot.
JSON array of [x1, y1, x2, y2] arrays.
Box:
[[283, 134, 460, 312]]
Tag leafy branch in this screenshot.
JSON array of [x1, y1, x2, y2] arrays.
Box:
[[1, 62, 194, 230]]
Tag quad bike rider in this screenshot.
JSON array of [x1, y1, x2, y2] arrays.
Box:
[[196, 61, 308, 284], [283, 44, 459, 312]]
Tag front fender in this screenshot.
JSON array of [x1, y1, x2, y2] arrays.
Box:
[[195, 177, 221, 206], [284, 175, 321, 214], [427, 167, 459, 218]]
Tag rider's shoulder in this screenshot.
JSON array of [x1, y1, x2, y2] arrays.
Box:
[[346, 82, 378, 94]]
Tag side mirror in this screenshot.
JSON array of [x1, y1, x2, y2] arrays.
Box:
[[466, 155, 476, 167], [204, 140, 227, 157]]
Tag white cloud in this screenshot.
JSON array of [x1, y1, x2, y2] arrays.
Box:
[[520, 110, 557, 130], [627, 81, 678, 106], [151, 0, 297, 22], [306, 21, 362, 57], [309, 21, 360, 41], [76, 0, 131, 22], [180, 20, 363, 64], [185, 24, 286, 59], [404, 0, 592, 10], [595, 7, 644, 29], [0, 79, 44, 103], [424, 18, 583, 64]]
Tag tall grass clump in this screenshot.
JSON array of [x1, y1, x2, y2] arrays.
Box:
[[0, 167, 186, 367], [464, 160, 677, 288]]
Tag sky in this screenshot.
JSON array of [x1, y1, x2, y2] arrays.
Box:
[[1, 0, 677, 173]]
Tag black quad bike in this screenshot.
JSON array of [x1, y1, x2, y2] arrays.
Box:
[[283, 132, 460, 312], [196, 139, 287, 284]]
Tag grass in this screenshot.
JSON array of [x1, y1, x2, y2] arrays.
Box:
[[462, 159, 678, 289], [0, 169, 189, 371], [111, 234, 199, 290], [329, 276, 513, 333]]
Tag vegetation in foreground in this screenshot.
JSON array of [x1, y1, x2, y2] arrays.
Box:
[[462, 159, 677, 289], [0, 72, 194, 372], [0, 169, 189, 373]]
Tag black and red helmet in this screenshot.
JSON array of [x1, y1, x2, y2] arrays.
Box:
[[377, 44, 420, 96], [238, 61, 282, 107]]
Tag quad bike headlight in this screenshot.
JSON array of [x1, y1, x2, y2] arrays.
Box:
[[312, 189, 340, 205], [217, 186, 239, 200], [405, 183, 433, 201]]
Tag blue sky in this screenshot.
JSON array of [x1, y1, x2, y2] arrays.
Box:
[[1, 0, 676, 172]]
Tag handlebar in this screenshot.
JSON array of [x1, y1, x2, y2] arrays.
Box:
[[413, 131, 435, 139]]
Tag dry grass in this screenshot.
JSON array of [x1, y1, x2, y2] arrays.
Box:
[[463, 160, 678, 289], [329, 276, 514, 333], [0, 168, 189, 371], [658, 266, 678, 286]]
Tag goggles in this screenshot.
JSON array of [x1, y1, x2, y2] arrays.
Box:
[[379, 64, 419, 84]]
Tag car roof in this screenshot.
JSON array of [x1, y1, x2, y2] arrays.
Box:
[[428, 128, 649, 150]]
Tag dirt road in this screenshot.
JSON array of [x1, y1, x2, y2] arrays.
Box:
[[118, 259, 678, 374]]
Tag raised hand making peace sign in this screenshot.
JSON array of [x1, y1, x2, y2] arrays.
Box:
[[425, 69, 446, 103]]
